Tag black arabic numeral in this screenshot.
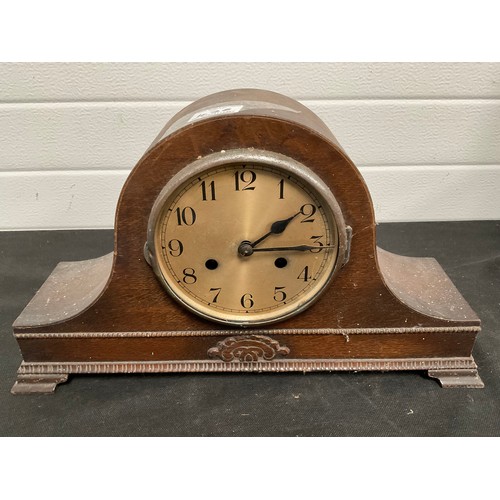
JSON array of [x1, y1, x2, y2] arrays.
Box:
[[240, 293, 254, 309], [175, 206, 196, 226], [273, 286, 287, 302], [182, 268, 197, 284], [309, 235, 324, 253], [167, 239, 184, 257], [300, 204, 317, 223], [234, 170, 256, 191], [200, 180, 216, 201], [297, 266, 311, 282], [278, 178, 285, 199], [209, 287, 222, 303]]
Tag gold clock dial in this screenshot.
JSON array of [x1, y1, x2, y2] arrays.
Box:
[[147, 150, 346, 326]]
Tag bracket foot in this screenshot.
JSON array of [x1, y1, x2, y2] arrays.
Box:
[[11, 374, 69, 394], [428, 369, 484, 388]]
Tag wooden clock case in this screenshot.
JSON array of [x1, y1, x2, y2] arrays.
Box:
[[11, 89, 483, 393]]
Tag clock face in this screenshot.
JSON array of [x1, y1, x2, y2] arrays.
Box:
[[147, 150, 346, 326]]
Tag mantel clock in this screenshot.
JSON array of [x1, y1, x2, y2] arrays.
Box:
[[11, 89, 483, 393]]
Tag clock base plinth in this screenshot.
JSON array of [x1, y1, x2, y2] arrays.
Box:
[[11, 373, 69, 395], [11, 355, 483, 393], [12, 254, 482, 393], [428, 368, 484, 388]]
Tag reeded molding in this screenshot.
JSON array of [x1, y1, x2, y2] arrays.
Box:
[[14, 325, 480, 339], [17, 356, 478, 375]]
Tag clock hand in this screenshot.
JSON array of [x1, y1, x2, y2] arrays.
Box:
[[248, 211, 301, 248], [252, 245, 337, 253], [239, 243, 336, 256]]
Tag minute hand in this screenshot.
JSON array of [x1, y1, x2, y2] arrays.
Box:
[[251, 245, 337, 252]]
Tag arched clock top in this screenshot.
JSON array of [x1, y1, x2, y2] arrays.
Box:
[[114, 90, 377, 266]]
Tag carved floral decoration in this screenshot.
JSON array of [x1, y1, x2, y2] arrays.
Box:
[[208, 335, 290, 362]]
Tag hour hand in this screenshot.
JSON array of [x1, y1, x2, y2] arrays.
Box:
[[249, 212, 300, 248]]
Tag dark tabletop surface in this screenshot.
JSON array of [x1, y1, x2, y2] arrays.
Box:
[[1, 221, 499, 436]]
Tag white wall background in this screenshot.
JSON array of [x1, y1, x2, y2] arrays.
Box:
[[1, 62, 499, 230]]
